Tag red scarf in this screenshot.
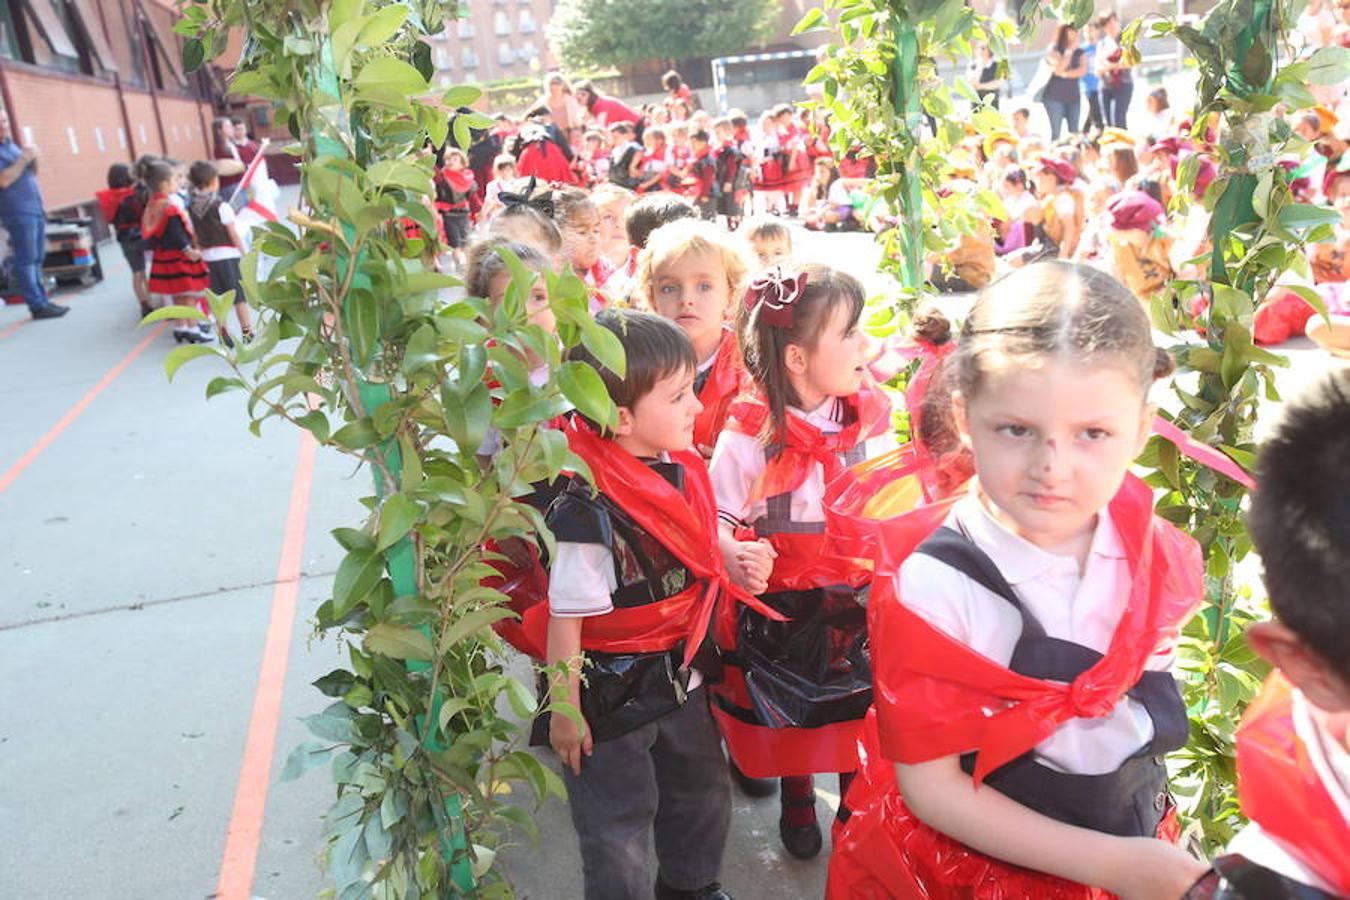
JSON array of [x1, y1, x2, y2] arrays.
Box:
[[442, 167, 475, 194], [726, 380, 892, 502], [871, 473, 1204, 783], [142, 193, 194, 241], [1237, 673, 1350, 895], [692, 328, 749, 454], [562, 417, 782, 668]]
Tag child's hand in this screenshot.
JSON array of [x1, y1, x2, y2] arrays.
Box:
[[724, 538, 776, 595], [549, 709, 593, 776], [184, 248, 202, 262], [1106, 838, 1208, 900]]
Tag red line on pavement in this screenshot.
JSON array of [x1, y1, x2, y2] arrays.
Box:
[[215, 428, 318, 900], [0, 318, 27, 340], [0, 321, 167, 495]]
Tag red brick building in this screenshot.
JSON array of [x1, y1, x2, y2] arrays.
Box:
[[0, 0, 214, 215]]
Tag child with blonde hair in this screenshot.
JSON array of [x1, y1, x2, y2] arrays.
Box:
[[637, 218, 753, 457]]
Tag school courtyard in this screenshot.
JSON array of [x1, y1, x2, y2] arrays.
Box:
[[0, 188, 1340, 899]]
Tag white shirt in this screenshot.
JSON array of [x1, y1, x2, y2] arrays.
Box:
[[895, 489, 1170, 774], [709, 396, 897, 527], [1228, 689, 1350, 893]]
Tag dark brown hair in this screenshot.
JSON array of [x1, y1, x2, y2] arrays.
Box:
[[1109, 147, 1139, 185], [954, 261, 1173, 400], [465, 238, 551, 300], [567, 309, 696, 417], [738, 263, 866, 443], [188, 160, 218, 190]]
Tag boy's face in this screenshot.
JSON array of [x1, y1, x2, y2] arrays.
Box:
[[751, 235, 792, 268], [204, 176, 220, 194], [692, 138, 708, 154], [562, 207, 603, 271], [617, 365, 702, 457], [447, 154, 465, 171], [649, 249, 732, 359]]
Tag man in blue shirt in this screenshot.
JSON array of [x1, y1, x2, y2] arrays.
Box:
[[0, 108, 67, 319]]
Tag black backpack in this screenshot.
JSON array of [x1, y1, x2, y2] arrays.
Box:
[[608, 143, 641, 189]]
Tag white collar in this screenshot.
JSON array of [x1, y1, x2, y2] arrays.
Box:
[[954, 486, 1126, 585]]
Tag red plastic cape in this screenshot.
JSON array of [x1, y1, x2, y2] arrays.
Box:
[[825, 708, 1180, 900], [692, 328, 749, 455], [871, 473, 1203, 782], [442, 168, 475, 194], [560, 416, 780, 668], [95, 186, 134, 225], [726, 379, 892, 502], [1236, 672, 1350, 896]]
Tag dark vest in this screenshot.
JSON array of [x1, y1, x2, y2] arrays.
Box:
[[915, 527, 1189, 838], [533, 463, 716, 743], [188, 191, 232, 249]]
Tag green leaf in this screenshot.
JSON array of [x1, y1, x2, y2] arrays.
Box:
[[345, 294, 379, 368], [402, 324, 441, 375], [1276, 203, 1340, 232], [377, 493, 420, 551], [443, 85, 482, 108], [1306, 45, 1350, 86], [364, 623, 434, 662], [332, 418, 379, 450], [141, 304, 206, 325], [279, 741, 333, 782], [438, 607, 517, 654], [353, 56, 428, 94], [792, 7, 825, 34], [296, 410, 330, 443], [559, 361, 616, 429], [164, 344, 217, 381], [332, 549, 384, 618], [1284, 285, 1330, 325], [578, 320, 626, 378], [494, 387, 571, 430], [181, 38, 205, 73], [358, 4, 408, 46], [205, 376, 244, 400]]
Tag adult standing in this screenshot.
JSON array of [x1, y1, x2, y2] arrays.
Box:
[[0, 108, 66, 319], [1080, 20, 1105, 132], [1041, 23, 1088, 141], [1096, 11, 1134, 129], [968, 43, 1005, 108], [541, 73, 584, 148], [211, 117, 247, 194], [573, 80, 641, 131]]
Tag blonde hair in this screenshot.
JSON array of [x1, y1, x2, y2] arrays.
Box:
[[635, 218, 752, 309]]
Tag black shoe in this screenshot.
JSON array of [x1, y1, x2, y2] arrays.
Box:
[[729, 760, 777, 798], [778, 795, 823, 859], [31, 304, 69, 320], [139, 302, 153, 318], [655, 878, 733, 900]]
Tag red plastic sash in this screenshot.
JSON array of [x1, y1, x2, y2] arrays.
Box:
[[727, 381, 892, 502], [871, 473, 1204, 782], [563, 416, 782, 668], [1237, 673, 1350, 896], [693, 328, 749, 454], [142, 194, 195, 242], [1151, 414, 1257, 491]]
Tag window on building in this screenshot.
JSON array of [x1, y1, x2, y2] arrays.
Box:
[[518, 9, 534, 33], [493, 10, 509, 36], [0, 2, 22, 59], [16, 0, 82, 73], [434, 44, 451, 69], [457, 17, 472, 39], [461, 48, 477, 69], [497, 41, 513, 66], [67, 0, 115, 72], [138, 7, 186, 91]]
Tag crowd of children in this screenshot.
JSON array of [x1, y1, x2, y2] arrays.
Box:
[[452, 67, 1348, 895], [100, 152, 253, 346]]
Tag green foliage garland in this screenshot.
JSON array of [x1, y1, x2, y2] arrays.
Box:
[[169, 0, 626, 895]]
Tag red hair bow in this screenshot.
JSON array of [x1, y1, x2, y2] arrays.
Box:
[[746, 266, 809, 328]]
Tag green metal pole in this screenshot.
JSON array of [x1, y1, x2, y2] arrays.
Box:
[[311, 37, 474, 895], [891, 10, 924, 294]]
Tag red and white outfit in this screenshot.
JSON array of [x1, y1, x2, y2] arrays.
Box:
[[827, 473, 1203, 899], [143, 193, 208, 299], [708, 383, 896, 777], [1228, 673, 1350, 896]]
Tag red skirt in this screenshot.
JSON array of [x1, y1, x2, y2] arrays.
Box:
[[826, 709, 1179, 900], [149, 249, 208, 296]]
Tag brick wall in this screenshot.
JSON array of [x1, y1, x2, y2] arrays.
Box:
[[4, 67, 211, 211]]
